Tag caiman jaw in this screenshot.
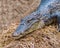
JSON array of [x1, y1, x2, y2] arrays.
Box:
[[12, 20, 45, 39]]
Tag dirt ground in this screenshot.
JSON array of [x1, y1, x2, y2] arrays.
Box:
[[0, 0, 60, 48], [0, 24, 60, 48]]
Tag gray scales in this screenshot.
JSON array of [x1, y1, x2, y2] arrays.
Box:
[[12, 0, 60, 39]]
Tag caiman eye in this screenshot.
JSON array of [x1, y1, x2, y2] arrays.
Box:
[[27, 18, 35, 23]]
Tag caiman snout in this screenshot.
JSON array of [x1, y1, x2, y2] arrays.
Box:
[[12, 13, 40, 39], [12, 23, 28, 38]]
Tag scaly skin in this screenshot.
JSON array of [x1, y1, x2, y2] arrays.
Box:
[[12, 0, 60, 39]]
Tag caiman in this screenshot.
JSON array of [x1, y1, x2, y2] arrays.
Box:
[[12, 0, 60, 39]]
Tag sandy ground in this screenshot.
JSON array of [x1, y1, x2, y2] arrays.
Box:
[[0, 24, 60, 48], [0, 0, 60, 48]]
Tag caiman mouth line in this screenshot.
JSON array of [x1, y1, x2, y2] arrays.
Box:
[[12, 21, 45, 39]]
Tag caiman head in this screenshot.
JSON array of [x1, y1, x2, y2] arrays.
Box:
[[12, 13, 45, 39], [12, 13, 57, 39]]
